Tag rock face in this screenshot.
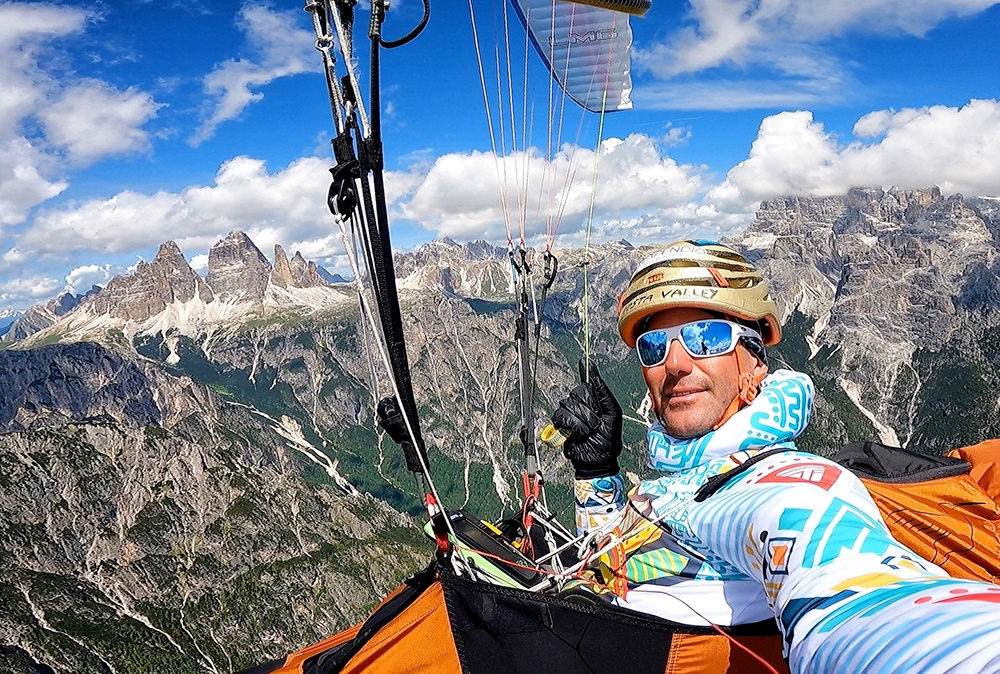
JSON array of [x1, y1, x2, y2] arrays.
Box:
[[0, 343, 426, 674], [86, 241, 213, 322], [317, 266, 349, 284], [0, 343, 162, 432], [734, 186, 1000, 450], [3, 287, 97, 340], [394, 238, 510, 297], [206, 231, 272, 302], [271, 244, 326, 288]]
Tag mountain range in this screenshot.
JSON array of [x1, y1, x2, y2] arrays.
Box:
[[3, 186, 1000, 672]]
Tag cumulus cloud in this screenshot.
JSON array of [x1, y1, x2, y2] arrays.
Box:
[[635, 0, 999, 109], [64, 264, 111, 294], [192, 4, 317, 145], [14, 133, 728, 271], [0, 276, 63, 306], [0, 4, 88, 133], [0, 3, 160, 225], [642, 0, 999, 78], [38, 81, 161, 164], [21, 98, 1000, 302], [189, 254, 209, 272], [19, 155, 335, 255], [395, 134, 705, 241], [718, 100, 1000, 206], [0, 137, 67, 226]]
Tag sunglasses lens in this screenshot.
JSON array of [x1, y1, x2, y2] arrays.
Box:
[[637, 320, 744, 366], [637, 329, 669, 367], [680, 320, 736, 356]]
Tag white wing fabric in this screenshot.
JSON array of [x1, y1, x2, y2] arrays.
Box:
[[512, 0, 634, 113]]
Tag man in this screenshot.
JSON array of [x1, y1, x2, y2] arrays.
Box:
[[553, 240, 1000, 673]]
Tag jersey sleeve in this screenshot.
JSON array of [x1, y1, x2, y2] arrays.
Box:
[[574, 472, 626, 534]]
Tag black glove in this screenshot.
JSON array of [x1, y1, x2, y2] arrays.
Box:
[[551, 360, 623, 479]]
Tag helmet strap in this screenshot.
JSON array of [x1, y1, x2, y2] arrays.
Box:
[[710, 349, 765, 431]]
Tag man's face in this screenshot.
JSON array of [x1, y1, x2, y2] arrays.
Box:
[[641, 307, 767, 439]]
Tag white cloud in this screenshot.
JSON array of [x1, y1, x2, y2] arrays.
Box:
[[19, 96, 1000, 306], [14, 135, 720, 267], [0, 136, 67, 226], [20, 155, 335, 254], [395, 134, 705, 241], [0, 3, 160, 225], [65, 264, 111, 294], [283, 234, 335, 259], [2, 248, 28, 265], [635, 0, 1000, 109], [641, 0, 1000, 78], [38, 80, 161, 163], [189, 253, 209, 272], [0, 276, 63, 305], [715, 100, 1000, 208], [192, 4, 317, 144], [0, 4, 89, 135]]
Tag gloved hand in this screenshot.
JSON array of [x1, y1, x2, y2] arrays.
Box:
[[551, 360, 623, 479]]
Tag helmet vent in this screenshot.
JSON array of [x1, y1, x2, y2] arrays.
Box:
[[707, 267, 730, 287], [714, 249, 749, 263]]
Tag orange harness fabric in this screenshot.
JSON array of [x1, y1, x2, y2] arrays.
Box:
[[862, 439, 1000, 584], [339, 581, 460, 674], [271, 581, 460, 674], [664, 633, 788, 674]]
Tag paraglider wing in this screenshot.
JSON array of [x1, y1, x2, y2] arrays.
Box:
[[512, 0, 636, 113]]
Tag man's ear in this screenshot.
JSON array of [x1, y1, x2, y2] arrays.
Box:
[[736, 346, 769, 406]]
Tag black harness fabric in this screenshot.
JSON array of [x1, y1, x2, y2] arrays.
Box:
[[832, 441, 971, 483], [440, 571, 778, 674], [693, 442, 974, 504], [237, 660, 286, 674]]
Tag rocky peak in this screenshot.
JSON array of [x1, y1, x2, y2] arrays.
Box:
[[463, 240, 505, 260], [84, 241, 213, 321], [411, 238, 504, 264], [50, 290, 80, 316], [317, 266, 350, 284], [289, 251, 325, 288], [836, 186, 941, 233], [271, 244, 294, 288], [6, 292, 78, 341], [732, 187, 1000, 445], [0, 309, 21, 338], [395, 238, 510, 297], [206, 231, 271, 302], [6, 233, 343, 342], [271, 245, 326, 289]]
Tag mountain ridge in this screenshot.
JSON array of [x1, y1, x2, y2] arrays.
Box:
[[6, 233, 356, 346], [5, 186, 1000, 672]]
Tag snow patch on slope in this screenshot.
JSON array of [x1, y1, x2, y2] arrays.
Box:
[[21, 282, 355, 347]]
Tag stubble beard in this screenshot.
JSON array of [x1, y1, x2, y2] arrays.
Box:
[[654, 376, 737, 439]]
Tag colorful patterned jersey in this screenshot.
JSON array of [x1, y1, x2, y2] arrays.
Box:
[[574, 369, 1000, 672]]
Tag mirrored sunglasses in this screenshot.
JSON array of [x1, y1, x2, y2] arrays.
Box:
[[635, 319, 762, 367]]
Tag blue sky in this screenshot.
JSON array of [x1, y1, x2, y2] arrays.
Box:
[[2, 0, 1000, 314]]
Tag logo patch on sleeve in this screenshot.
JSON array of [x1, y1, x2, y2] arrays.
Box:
[[756, 462, 841, 491]]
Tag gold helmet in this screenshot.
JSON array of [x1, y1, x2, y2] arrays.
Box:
[[617, 239, 781, 348]]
